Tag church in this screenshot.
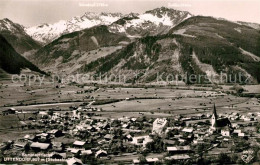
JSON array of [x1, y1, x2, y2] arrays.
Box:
[[210, 104, 232, 135]]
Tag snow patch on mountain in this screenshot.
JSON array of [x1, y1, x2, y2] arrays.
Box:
[[109, 8, 192, 37], [25, 13, 123, 44], [26, 8, 193, 44], [0, 18, 24, 33]]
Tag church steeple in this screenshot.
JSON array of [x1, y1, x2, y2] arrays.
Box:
[[211, 103, 218, 128], [212, 103, 218, 119]]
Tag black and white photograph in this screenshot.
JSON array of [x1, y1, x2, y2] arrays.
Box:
[[0, 0, 260, 164]]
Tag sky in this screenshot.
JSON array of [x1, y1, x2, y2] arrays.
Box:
[[0, 0, 260, 27]]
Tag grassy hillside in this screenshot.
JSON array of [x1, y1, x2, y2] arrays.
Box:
[[0, 34, 44, 75], [32, 25, 130, 68], [169, 16, 260, 82], [81, 16, 260, 84]]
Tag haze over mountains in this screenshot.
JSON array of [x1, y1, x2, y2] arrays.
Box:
[[0, 7, 259, 84]]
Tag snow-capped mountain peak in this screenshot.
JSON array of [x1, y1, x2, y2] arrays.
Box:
[[25, 12, 123, 44], [0, 18, 25, 33], [25, 7, 193, 44], [108, 7, 193, 37]]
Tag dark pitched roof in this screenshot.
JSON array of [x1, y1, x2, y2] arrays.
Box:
[[216, 118, 231, 128]]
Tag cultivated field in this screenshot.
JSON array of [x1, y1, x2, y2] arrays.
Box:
[[1, 78, 259, 138]]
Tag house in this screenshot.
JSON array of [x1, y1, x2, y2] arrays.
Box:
[[73, 140, 86, 148], [2, 108, 16, 115], [238, 132, 245, 137], [51, 152, 66, 159], [133, 159, 140, 164], [163, 139, 176, 146], [132, 135, 153, 147], [30, 142, 50, 151], [52, 142, 63, 152], [165, 154, 191, 160], [51, 112, 63, 120], [104, 134, 114, 141], [39, 111, 48, 117], [123, 134, 133, 142], [36, 133, 49, 142], [221, 126, 231, 136], [24, 134, 35, 141], [167, 146, 191, 155], [95, 149, 107, 158], [122, 123, 129, 129], [67, 148, 81, 155], [86, 126, 96, 132], [66, 157, 83, 165], [81, 149, 93, 155], [72, 110, 81, 119], [152, 118, 167, 135], [47, 130, 63, 137], [182, 127, 194, 133], [14, 141, 27, 148], [146, 157, 159, 163]]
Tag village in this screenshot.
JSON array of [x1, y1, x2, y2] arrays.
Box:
[[0, 99, 260, 164]]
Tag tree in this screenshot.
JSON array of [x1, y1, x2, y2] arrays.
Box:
[[217, 153, 231, 164], [256, 123, 260, 133], [146, 135, 165, 153], [231, 84, 244, 94], [139, 155, 147, 164], [197, 144, 208, 157], [24, 143, 30, 154], [82, 155, 98, 164], [112, 128, 123, 138], [47, 110, 54, 116], [231, 138, 250, 153], [230, 154, 238, 163]]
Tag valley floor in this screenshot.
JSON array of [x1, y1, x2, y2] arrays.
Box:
[[0, 79, 260, 164]]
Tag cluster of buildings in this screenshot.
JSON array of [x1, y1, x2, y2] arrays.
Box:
[[0, 103, 259, 164]]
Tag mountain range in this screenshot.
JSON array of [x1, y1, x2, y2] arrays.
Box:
[[25, 7, 192, 45], [0, 7, 259, 84]]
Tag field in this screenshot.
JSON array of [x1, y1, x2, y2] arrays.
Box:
[[0, 78, 260, 142], [0, 113, 41, 143], [0, 79, 85, 108]]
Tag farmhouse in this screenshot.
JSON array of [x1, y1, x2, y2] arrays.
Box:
[[52, 142, 64, 152], [67, 157, 83, 165], [95, 149, 107, 158], [81, 149, 93, 155], [132, 135, 153, 147], [73, 140, 86, 148], [47, 129, 63, 137], [30, 142, 50, 151], [146, 157, 159, 163], [165, 154, 191, 160], [167, 146, 191, 154]]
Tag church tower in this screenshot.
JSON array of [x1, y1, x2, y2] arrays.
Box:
[[211, 103, 218, 128]]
